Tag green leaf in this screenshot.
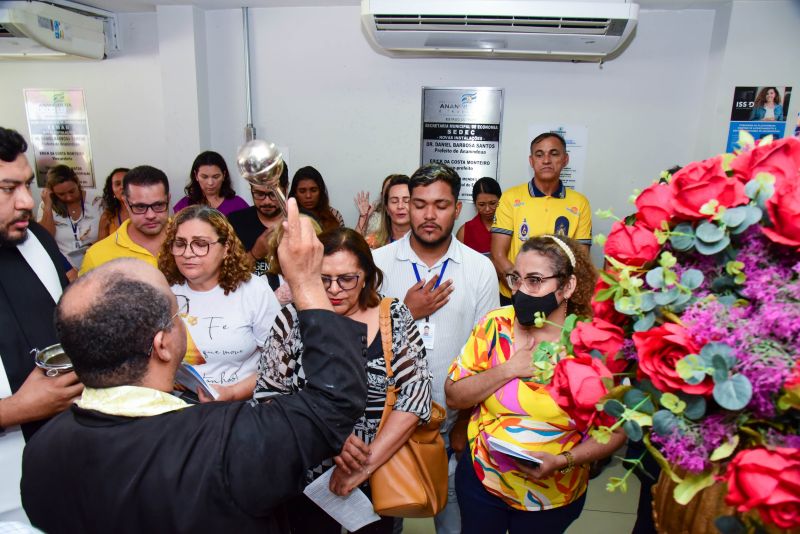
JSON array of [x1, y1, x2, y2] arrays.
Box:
[[709, 435, 740, 462], [623, 389, 655, 414], [713, 374, 753, 410], [633, 312, 656, 332], [595, 287, 617, 302], [670, 232, 695, 251], [714, 515, 746, 534], [676, 354, 708, 385], [696, 222, 725, 243], [711, 354, 730, 383], [603, 399, 626, 418], [591, 426, 613, 444], [599, 270, 618, 286], [640, 293, 656, 313], [623, 419, 643, 441], [646, 267, 664, 289], [683, 396, 706, 420], [652, 410, 678, 436], [695, 235, 731, 255], [673, 472, 715, 505], [680, 269, 704, 290], [654, 287, 679, 305], [721, 207, 747, 228], [660, 392, 686, 415], [701, 343, 736, 368]]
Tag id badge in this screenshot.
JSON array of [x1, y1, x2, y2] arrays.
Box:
[[421, 323, 435, 350]]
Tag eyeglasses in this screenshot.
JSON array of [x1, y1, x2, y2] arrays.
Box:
[[505, 273, 559, 292], [532, 149, 565, 160], [321, 274, 360, 291], [126, 199, 169, 215], [171, 239, 223, 257], [251, 189, 278, 201], [149, 295, 190, 356]]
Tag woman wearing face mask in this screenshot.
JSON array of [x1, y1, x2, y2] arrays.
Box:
[[38, 164, 104, 269], [456, 177, 502, 257], [174, 151, 249, 216], [365, 174, 410, 249], [254, 227, 431, 534], [444, 235, 626, 534], [97, 167, 130, 240]]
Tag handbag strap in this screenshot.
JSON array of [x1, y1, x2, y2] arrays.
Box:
[[376, 297, 396, 434]]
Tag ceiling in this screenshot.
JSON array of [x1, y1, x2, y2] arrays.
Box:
[[73, 0, 733, 14]]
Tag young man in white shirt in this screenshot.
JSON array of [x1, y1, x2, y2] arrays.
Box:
[[372, 163, 499, 534]]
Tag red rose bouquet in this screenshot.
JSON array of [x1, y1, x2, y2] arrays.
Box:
[[591, 134, 800, 532]]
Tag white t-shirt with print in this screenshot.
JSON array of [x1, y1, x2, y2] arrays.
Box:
[[172, 275, 280, 387]]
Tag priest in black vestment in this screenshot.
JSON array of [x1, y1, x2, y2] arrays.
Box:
[[21, 199, 369, 533]]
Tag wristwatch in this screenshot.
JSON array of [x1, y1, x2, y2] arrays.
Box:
[[559, 451, 575, 474]]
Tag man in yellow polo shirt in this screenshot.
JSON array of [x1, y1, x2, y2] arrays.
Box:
[[79, 166, 170, 275], [491, 132, 591, 303]]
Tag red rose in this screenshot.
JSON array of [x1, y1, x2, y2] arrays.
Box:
[[730, 137, 800, 188], [723, 447, 800, 530], [570, 317, 626, 368], [591, 278, 629, 328], [632, 323, 711, 396], [604, 221, 661, 267], [547, 356, 615, 432], [761, 175, 800, 250], [635, 182, 676, 230], [670, 156, 748, 220]]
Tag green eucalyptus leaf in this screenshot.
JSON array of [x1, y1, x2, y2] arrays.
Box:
[[604, 399, 626, 417], [623, 419, 643, 442], [670, 232, 695, 251], [713, 374, 753, 410], [624, 389, 655, 414], [711, 354, 731, 383], [717, 295, 738, 307], [614, 297, 639, 316], [682, 396, 707, 420], [680, 269, 704, 290], [676, 354, 707, 385], [652, 410, 678, 436], [654, 287, 679, 305], [721, 207, 747, 228], [696, 222, 725, 243], [660, 393, 687, 414], [695, 235, 731, 255], [640, 292, 656, 313], [633, 312, 656, 332], [673, 292, 693, 306], [646, 268, 665, 289], [701, 343, 736, 367]]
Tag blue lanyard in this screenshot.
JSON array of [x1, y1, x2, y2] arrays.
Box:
[[412, 258, 449, 289], [69, 198, 85, 246]]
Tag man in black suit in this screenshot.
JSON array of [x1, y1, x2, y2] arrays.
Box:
[[21, 198, 368, 533]]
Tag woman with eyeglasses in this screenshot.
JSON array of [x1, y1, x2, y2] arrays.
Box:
[[456, 177, 502, 257], [173, 151, 249, 216], [254, 227, 431, 534], [158, 205, 280, 401], [444, 236, 626, 534], [37, 164, 104, 269]]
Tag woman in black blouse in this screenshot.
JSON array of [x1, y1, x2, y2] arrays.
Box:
[[255, 227, 432, 534]]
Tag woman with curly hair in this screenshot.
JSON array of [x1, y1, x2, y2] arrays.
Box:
[[749, 87, 784, 122], [159, 205, 280, 401], [445, 235, 626, 534], [97, 167, 130, 240], [173, 151, 249, 216]]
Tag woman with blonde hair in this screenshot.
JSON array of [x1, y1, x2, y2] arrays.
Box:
[[159, 205, 280, 401]]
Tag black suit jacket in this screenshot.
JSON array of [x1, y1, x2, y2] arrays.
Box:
[[21, 309, 368, 533]]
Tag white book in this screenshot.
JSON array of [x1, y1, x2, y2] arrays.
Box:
[[175, 362, 219, 400], [486, 435, 543, 465]]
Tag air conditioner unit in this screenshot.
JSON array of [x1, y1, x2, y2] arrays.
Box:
[[361, 0, 639, 61], [0, 1, 114, 60]]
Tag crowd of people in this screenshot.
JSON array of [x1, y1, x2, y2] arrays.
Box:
[[0, 123, 624, 534]]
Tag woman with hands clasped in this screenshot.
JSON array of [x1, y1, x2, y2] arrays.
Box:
[[255, 227, 431, 534], [445, 235, 626, 534]]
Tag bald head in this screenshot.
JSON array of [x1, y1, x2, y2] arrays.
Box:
[[56, 259, 176, 388]]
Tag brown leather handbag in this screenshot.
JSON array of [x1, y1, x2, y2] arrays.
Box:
[[369, 298, 448, 518]]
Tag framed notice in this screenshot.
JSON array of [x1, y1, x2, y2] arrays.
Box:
[[421, 87, 504, 203], [24, 89, 95, 188]]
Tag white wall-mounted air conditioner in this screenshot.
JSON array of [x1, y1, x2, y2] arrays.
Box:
[[0, 1, 114, 60], [361, 0, 639, 61]]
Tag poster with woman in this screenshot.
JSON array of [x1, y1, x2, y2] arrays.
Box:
[[726, 86, 792, 152]]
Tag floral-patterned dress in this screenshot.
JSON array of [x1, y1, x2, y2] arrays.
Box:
[[448, 306, 589, 511]]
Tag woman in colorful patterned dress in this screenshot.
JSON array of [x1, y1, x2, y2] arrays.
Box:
[[445, 235, 626, 533]]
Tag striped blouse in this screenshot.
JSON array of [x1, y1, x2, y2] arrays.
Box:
[[254, 297, 432, 482]]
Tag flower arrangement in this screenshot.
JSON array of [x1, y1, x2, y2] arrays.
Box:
[[583, 133, 800, 532]]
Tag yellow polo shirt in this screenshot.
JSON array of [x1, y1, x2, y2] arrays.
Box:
[[492, 180, 592, 297], [79, 219, 158, 275]]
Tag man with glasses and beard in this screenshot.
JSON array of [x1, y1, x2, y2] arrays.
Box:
[[0, 126, 83, 522], [372, 163, 499, 534], [80, 165, 171, 274]]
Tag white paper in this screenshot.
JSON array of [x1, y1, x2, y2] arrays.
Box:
[[487, 435, 543, 465], [302, 468, 381, 531]]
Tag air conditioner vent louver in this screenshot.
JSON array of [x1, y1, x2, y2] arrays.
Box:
[[374, 15, 617, 36]]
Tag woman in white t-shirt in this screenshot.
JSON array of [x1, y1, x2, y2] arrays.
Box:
[[158, 204, 280, 401], [37, 164, 103, 269]]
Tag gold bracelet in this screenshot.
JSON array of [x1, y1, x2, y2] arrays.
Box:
[[559, 451, 575, 474]]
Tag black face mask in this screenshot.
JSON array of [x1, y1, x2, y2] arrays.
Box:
[[512, 290, 560, 326]]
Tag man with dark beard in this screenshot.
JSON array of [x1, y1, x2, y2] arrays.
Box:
[[0, 126, 83, 521], [228, 163, 288, 292], [372, 163, 498, 534]]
